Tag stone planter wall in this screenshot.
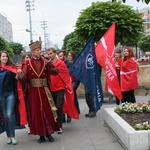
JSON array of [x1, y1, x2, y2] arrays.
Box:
[[103, 107, 150, 150]]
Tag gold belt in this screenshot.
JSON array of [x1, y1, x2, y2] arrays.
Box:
[[30, 78, 47, 87]]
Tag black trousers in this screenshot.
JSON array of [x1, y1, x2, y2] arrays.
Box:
[[122, 90, 136, 103], [51, 90, 65, 128], [115, 96, 121, 105]]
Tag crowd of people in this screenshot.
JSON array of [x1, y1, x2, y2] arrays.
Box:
[[0, 38, 138, 145]]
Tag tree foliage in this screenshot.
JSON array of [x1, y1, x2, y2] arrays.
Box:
[[8, 42, 24, 55], [115, 0, 150, 4], [62, 32, 74, 50], [138, 35, 150, 52], [66, 36, 84, 54], [75, 1, 144, 46], [7, 48, 15, 58], [0, 36, 24, 58], [0, 36, 8, 50], [62, 32, 84, 54]]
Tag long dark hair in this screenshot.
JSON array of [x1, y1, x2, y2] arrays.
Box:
[[20, 52, 31, 64], [68, 51, 77, 61], [0, 51, 16, 67]]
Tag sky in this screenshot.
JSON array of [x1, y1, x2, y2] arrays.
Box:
[[0, 0, 149, 50]]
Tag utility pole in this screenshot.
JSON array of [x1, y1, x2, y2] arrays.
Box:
[[25, 0, 34, 44], [41, 20, 47, 51]]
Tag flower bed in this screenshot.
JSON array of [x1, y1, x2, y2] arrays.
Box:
[[114, 102, 150, 113], [114, 102, 150, 130]]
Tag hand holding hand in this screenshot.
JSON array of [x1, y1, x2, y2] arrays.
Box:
[[16, 69, 23, 79]]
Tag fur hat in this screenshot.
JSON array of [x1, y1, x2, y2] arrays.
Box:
[[29, 37, 42, 51]]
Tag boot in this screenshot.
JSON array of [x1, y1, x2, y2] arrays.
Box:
[[67, 114, 71, 123], [46, 134, 54, 142], [38, 136, 45, 143]]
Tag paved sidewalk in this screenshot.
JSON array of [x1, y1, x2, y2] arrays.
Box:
[[0, 96, 149, 150]]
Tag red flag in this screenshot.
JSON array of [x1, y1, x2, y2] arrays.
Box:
[[95, 22, 122, 100]]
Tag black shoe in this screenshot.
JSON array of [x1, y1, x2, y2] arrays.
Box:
[[57, 128, 63, 134], [38, 136, 45, 143], [46, 134, 54, 142], [67, 117, 72, 123]]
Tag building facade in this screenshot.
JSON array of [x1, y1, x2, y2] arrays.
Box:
[[0, 13, 13, 42], [138, 7, 150, 35]]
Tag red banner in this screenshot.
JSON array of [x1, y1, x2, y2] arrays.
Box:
[[95, 22, 122, 100]]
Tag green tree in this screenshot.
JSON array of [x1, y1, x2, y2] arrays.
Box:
[[0, 36, 8, 50], [65, 36, 84, 54], [112, 0, 150, 4], [75, 1, 144, 46], [62, 32, 84, 54], [62, 32, 74, 50], [0, 36, 14, 57], [138, 35, 150, 52], [7, 47, 15, 58], [8, 42, 24, 55]]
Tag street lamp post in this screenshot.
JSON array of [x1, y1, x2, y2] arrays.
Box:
[[41, 20, 47, 51], [25, 0, 34, 44]]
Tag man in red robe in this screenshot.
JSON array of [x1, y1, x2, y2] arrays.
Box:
[[18, 38, 60, 143]]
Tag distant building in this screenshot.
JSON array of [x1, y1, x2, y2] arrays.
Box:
[[138, 7, 150, 35], [0, 13, 13, 42]]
